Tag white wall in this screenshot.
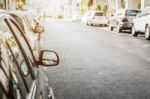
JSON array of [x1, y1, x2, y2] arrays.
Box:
[[144, 0, 150, 8], [125, 0, 140, 9]]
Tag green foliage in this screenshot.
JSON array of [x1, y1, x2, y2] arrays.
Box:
[[80, 0, 86, 14], [88, 0, 93, 7], [96, 4, 101, 11]]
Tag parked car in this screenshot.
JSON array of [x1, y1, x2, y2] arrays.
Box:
[[132, 7, 150, 40], [109, 9, 140, 33], [0, 13, 59, 99], [87, 11, 108, 26]]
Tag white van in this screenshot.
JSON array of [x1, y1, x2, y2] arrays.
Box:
[[132, 7, 150, 40]]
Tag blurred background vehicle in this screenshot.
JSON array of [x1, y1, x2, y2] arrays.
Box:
[[132, 7, 150, 40], [109, 9, 140, 33], [87, 11, 108, 26], [72, 13, 82, 22]]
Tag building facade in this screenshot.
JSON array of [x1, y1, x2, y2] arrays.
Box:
[[0, 0, 17, 10], [113, 0, 150, 11]]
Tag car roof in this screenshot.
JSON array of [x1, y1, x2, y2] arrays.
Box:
[[7, 10, 24, 17], [0, 13, 9, 20]]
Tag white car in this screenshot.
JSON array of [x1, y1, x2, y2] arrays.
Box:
[[87, 11, 108, 26], [132, 7, 150, 40]]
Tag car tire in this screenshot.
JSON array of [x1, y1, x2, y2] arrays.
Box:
[[131, 25, 138, 36], [145, 25, 150, 40], [109, 24, 113, 31], [116, 23, 121, 33]]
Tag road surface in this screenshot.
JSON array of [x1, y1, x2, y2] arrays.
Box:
[[41, 18, 150, 99]]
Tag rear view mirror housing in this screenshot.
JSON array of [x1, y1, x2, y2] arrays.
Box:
[[37, 50, 59, 67], [34, 26, 44, 33]]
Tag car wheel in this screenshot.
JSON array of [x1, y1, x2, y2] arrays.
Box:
[[109, 24, 113, 31], [116, 23, 121, 33], [145, 25, 150, 40], [131, 25, 138, 36]]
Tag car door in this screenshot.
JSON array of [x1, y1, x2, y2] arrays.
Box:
[[133, 13, 141, 31], [135, 10, 149, 32], [6, 17, 50, 99], [140, 10, 149, 32], [0, 17, 37, 99]]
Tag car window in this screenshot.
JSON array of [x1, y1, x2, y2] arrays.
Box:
[[9, 19, 36, 65], [22, 16, 31, 31], [10, 15, 37, 52], [127, 10, 139, 16], [10, 14, 24, 31], [9, 18, 39, 76], [94, 12, 104, 16]]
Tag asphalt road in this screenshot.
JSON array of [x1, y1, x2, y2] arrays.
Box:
[[41, 18, 150, 99]]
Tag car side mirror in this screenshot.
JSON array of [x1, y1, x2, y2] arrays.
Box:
[[37, 50, 59, 66], [34, 26, 44, 33]]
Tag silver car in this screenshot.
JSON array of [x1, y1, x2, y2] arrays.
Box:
[[109, 9, 140, 33]]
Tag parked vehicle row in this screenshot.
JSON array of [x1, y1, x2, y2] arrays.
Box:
[[0, 10, 59, 99], [109, 8, 150, 40]]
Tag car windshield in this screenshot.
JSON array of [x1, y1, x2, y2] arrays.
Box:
[[127, 10, 139, 16], [94, 12, 104, 16]]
